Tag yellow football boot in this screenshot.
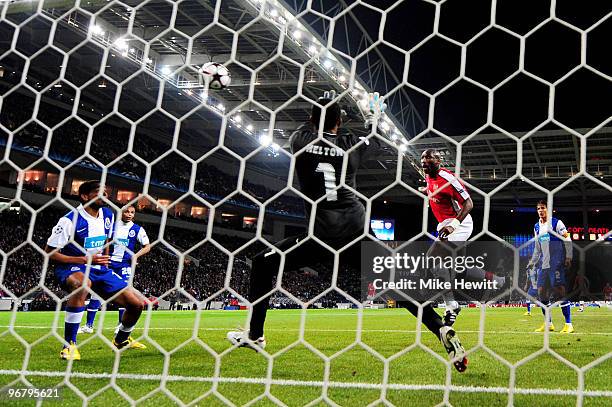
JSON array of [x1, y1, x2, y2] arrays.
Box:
[[535, 322, 555, 332], [60, 342, 81, 360]]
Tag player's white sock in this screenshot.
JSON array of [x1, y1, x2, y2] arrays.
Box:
[[115, 323, 135, 343], [445, 300, 460, 312]]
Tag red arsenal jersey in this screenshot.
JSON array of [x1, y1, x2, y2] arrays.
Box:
[[426, 168, 470, 223]]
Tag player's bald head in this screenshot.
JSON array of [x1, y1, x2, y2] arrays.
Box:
[[421, 149, 441, 176], [421, 149, 441, 160]]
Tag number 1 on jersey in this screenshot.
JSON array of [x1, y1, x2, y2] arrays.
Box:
[[316, 163, 338, 201]]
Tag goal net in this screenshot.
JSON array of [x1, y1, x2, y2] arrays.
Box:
[[0, 0, 611, 406]]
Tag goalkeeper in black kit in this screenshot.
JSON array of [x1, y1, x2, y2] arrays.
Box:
[[227, 92, 468, 372]]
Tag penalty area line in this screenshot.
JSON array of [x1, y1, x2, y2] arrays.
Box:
[[0, 369, 610, 397]]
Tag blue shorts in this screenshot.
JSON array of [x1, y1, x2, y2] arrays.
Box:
[[537, 265, 566, 288], [55, 264, 127, 297], [110, 262, 132, 282], [527, 287, 538, 297]]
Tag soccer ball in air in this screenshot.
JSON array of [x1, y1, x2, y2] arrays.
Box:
[[200, 62, 231, 90]]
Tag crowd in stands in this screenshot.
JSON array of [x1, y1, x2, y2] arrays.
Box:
[[0, 207, 361, 311], [1, 92, 305, 217]]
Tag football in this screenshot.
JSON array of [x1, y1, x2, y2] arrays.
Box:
[[200, 62, 231, 90]]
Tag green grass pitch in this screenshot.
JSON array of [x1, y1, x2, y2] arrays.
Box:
[[0, 307, 610, 406]]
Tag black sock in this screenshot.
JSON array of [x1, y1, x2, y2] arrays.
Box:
[[399, 301, 444, 338], [248, 252, 278, 340]]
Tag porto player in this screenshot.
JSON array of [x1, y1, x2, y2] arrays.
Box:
[[80, 204, 151, 344], [110, 204, 151, 334], [528, 201, 574, 333], [523, 265, 538, 316], [227, 95, 468, 372], [45, 181, 146, 360]]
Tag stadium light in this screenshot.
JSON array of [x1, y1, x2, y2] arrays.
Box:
[[259, 133, 273, 146], [90, 25, 105, 36], [292, 30, 302, 40], [217, 103, 225, 111], [246, 124, 254, 131], [114, 38, 128, 50], [308, 44, 318, 54], [234, 115, 242, 123], [323, 59, 333, 69], [160, 66, 171, 75]]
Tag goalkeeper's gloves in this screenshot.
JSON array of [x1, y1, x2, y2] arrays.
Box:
[[363, 92, 387, 129]]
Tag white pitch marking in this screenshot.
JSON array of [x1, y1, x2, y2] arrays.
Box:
[[0, 369, 610, 398]]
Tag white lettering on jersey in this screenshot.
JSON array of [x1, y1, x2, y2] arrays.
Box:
[[305, 144, 345, 157]]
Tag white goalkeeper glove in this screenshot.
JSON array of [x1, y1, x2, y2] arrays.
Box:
[[363, 92, 387, 129]]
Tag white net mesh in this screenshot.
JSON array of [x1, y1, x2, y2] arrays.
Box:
[[0, 0, 611, 405]]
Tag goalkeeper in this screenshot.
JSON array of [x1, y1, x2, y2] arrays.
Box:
[[227, 92, 468, 372]]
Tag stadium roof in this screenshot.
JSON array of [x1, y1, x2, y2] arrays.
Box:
[[2, 0, 611, 207]]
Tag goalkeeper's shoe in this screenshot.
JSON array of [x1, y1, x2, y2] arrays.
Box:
[[535, 322, 555, 332], [78, 325, 93, 334], [560, 323, 575, 334], [444, 307, 461, 327], [60, 342, 81, 360], [439, 326, 468, 373], [226, 330, 266, 351], [523, 311, 531, 316], [113, 336, 147, 350]]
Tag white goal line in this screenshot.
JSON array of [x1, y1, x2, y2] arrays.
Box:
[[0, 369, 610, 398], [2, 325, 612, 336]]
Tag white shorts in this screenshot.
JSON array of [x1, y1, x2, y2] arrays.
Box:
[[437, 214, 473, 242]]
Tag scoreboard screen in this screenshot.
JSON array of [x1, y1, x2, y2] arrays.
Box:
[[371, 219, 395, 241]]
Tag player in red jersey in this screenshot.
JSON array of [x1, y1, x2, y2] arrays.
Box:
[[422, 149, 474, 241], [421, 149, 474, 325], [604, 282, 612, 303], [421, 149, 505, 325]]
